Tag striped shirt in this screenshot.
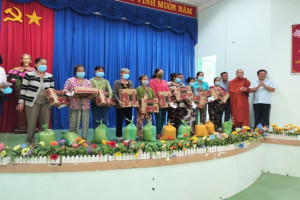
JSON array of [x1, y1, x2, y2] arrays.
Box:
[[19, 71, 54, 107]]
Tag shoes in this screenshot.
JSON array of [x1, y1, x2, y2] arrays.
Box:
[[117, 137, 123, 143]]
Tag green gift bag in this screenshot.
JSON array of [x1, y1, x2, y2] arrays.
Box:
[[61, 131, 80, 146], [38, 124, 56, 147], [222, 120, 233, 135], [93, 120, 108, 143], [143, 119, 156, 142], [178, 120, 191, 139], [124, 117, 137, 141]]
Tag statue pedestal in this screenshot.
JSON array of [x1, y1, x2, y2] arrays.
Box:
[[14, 85, 27, 134]]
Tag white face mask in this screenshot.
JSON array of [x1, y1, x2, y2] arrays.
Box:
[[142, 80, 149, 86]]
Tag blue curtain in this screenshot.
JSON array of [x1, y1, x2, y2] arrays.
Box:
[[11, 0, 197, 43], [52, 8, 195, 129]]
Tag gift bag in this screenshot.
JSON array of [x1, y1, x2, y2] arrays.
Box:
[[38, 124, 56, 147], [160, 122, 177, 140], [96, 90, 116, 106], [174, 87, 193, 101], [222, 120, 233, 135], [143, 120, 156, 142], [45, 88, 69, 107], [61, 131, 80, 146], [178, 120, 191, 139], [157, 91, 172, 108], [119, 89, 139, 107], [205, 121, 215, 134], [195, 111, 209, 137], [93, 120, 108, 142], [124, 117, 137, 141], [73, 87, 98, 99], [139, 97, 159, 113]]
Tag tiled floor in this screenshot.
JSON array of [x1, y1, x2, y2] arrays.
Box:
[[226, 173, 300, 200]]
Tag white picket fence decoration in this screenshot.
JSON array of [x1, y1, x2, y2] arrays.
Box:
[[0, 142, 256, 165], [267, 134, 300, 140], [61, 155, 108, 163]]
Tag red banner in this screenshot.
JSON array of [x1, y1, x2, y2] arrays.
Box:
[[116, 0, 197, 18], [0, 0, 54, 132], [292, 24, 300, 73]]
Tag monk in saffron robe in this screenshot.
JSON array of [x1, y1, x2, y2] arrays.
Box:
[[228, 69, 250, 127]]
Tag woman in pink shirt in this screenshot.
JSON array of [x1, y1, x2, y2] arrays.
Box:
[[149, 68, 170, 138], [64, 65, 92, 140]]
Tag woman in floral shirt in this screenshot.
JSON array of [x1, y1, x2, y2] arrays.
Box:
[[64, 65, 91, 139]]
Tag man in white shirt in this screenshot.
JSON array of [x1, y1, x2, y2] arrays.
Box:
[[250, 69, 275, 127], [220, 72, 231, 122], [0, 55, 7, 115]]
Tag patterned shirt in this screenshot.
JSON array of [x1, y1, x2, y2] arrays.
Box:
[[64, 77, 92, 110]]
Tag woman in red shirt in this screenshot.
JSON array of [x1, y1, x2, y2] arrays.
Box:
[[149, 68, 170, 138]]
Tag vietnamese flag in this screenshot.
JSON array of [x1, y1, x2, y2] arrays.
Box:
[[0, 0, 54, 132]]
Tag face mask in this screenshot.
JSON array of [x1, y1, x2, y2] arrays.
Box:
[[175, 78, 181, 83], [76, 72, 85, 78], [96, 72, 104, 78], [37, 65, 47, 72], [189, 82, 195, 87], [3, 87, 13, 94], [215, 81, 221, 86], [157, 74, 163, 79], [123, 74, 130, 80], [197, 76, 204, 81], [142, 80, 149, 86]]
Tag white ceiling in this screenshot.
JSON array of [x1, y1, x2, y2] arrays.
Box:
[[172, 0, 211, 6]]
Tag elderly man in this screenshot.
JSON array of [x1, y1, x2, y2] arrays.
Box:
[[228, 69, 251, 127], [250, 69, 275, 127]]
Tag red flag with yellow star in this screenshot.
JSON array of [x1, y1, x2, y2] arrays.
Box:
[[0, 0, 54, 132]]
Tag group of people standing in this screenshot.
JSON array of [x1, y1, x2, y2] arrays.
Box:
[[0, 54, 275, 145]]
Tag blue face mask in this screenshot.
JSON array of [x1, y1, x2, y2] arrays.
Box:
[[142, 80, 149, 86], [76, 72, 85, 78], [123, 74, 130, 80], [175, 78, 181, 83], [198, 76, 204, 81], [215, 81, 221, 86], [3, 87, 13, 94], [37, 65, 47, 72], [96, 72, 104, 78], [189, 82, 195, 87]]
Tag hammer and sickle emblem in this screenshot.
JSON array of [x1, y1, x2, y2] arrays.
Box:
[[3, 7, 23, 23]]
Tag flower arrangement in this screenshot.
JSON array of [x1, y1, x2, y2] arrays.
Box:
[[0, 127, 266, 164], [270, 124, 300, 135], [0, 142, 7, 160], [7, 66, 35, 89]]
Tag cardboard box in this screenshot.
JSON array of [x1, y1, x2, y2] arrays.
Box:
[[119, 89, 139, 107], [174, 86, 194, 101], [73, 87, 98, 99], [214, 87, 229, 103], [45, 88, 69, 107], [157, 91, 172, 108], [192, 90, 213, 108], [96, 90, 116, 106], [140, 98, 159, 113]]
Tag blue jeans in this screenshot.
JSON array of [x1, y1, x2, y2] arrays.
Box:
[[91, 101, 109, 129], [154, 108, 168, 135]]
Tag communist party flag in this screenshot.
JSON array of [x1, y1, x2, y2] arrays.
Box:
[[0, 0, 54, 132]]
